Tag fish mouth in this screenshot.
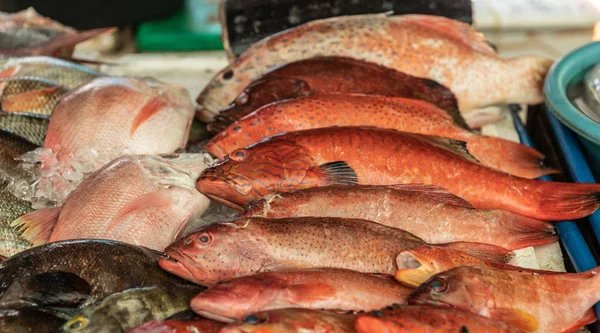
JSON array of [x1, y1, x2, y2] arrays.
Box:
[[159, 250, 210, 286], [205, 194, 245, 210], [192, 309, 236, 323], [394, 251, 438, 287]]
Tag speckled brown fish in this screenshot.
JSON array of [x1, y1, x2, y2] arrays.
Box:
[[191, 269, 412, 322], [159, 216, 512, 286], [354, 305, 523, 333], [408, 266, 600, 333], [239, 185, 556, 250], [198, 126, 600, 221], [218, 308, 356, 333], [0, 308, 65, 333], [197, 14, 552, 124], [0, 77, 67, 117], [207, 57, 463, 131], [125, 318, 224, 333], [0, 112, 48, 145], [207, 94, 554, 179]]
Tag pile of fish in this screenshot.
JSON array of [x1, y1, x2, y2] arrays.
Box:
[[0, 8, 599, 333]]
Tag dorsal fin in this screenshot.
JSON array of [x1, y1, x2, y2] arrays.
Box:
[[382, 184, 474, 208], [423, 136, 479, 163]]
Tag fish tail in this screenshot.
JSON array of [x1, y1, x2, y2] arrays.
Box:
[[537, 182, 600, 220], [504, 56, 554, 105], [438, 242, 514, 263], [494, 210, 558, 250], [465, 135, 559, 179], [10, 207, 61, 246], [35, 27, 117, 57]]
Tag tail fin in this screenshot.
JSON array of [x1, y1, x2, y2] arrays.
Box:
[[537, 182, 600, 220], [466, 135, 559, 179], [36, 27, 117, 57], [493, 211, 558, 250], [505, 56, 554, 106], [438, 242, 514, 263], [10, 207, 61, 246]]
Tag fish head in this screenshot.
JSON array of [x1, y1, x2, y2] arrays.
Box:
[[196, 64, 242, 122], [407, 266, 492, 315], [219, 309, 349, 333], [160, 218, 268, 286], [198, 140, 317, 210], [61, 312, 121, 333], [191, 275, 281, 322]]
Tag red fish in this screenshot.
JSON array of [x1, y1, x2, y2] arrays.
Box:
[[190, 269, 412, 322], [197, 14, 552, 124], [197, 126, 600, 220], [207, 57, 462, 131], [408, 266, 599, 333], [125, 318, 224, 333], [354, 305, 523, 333], [159, 216, 512, 286], [239, 185, 556, 250], [206, 94, 554, 179]]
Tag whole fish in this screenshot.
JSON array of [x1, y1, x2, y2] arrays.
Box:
[[15, 76, 195, 207], [0, 8, 115, 57], [239, 185, 556, 250], [191, 269, 412, 322], [218, 308, 355, 333], [0, 239, 188, 301], [61, 285, 204, 333], [0, 113, 48, 145], [197, 14, 552, 124], [159, 216, 512, 286], [207, 94, 553, 179], [0, 56, 103, 88], [125, 318, 224, 333], [354, 305, 523, 333], [394, 244, 558, 287], [0, 308, 65, 333], [0, 77, 67, 117], [198, 126, 600, 221], [207, 56, 463, 131], [408, 266, 600, 333], [12, 154, 211, 251]]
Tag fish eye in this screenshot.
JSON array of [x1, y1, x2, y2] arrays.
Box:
[[429, 277, 448, 294], [222, 70, 234, 80], [198, 232, 212, 246], [65, 316, 88, 332], [229, 149, 248, 161], [243, 314, 266, 325], [233, 125, 242, 132]]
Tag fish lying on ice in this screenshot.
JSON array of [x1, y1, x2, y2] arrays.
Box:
[[190, 269, 411, 322], [14, 76, 195, 207], [159, 216, 513, 286], [207, 94, 555, 179], [197, 14, 553, 125], [198, 126, 600, 221], [12, 154, 211, 251], [207, 56, 463, 131]]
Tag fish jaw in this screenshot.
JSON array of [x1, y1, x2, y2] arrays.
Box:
[[394, 251, 439, 287], [197, 176, 252, 210], [158, 250, 210, 286]]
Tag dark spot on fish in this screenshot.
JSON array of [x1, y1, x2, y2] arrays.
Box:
[[243, 314, 264, 325], [460, 326, 469, 333], [222, 70, 234, 80], [371, 310, 383, 318], [385, 306, 394, 311], [233, 126, 242, 132], [423, 79, 440, 88]]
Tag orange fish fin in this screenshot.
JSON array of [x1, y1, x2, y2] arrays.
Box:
[[500, 212, 557, 249], [0, 67, 18, 78], [465, 136, 559, 179], [286, 282, 336, 303], [560, 309, 597, 333], [421, 136, 479, 163], [438, 242, 514, 263], [106, 191, 176, 231], [488, 308, 539, 332], [10, 207, 62, 246], [130, 97, 167, 135], [1, 86, 63, 115], [537, 182, 600, 221], [318, 161, 358, 186], [384, 184, 474, 209]]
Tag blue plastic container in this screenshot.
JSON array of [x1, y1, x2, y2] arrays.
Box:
[[545, 42, 600, 178]]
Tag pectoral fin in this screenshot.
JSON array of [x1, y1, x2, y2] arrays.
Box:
[[488, 308, 539, 332]]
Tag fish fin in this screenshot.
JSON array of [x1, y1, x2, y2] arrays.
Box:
[[130, 97, 167, 135], [466, 136, 559, 179], [498, 211, 557, 250], [1, 87, 64, 116], [10, 207, 61, 246], [286, 282, 336, 303], [383, 184, 474, 208], [0, 271, 91, 307], [488, 308, 539, 332], [537, 182, 600, 220], [34, 27, 117, 56], [318, 161, 358, 185], [423, 136, 479, 163], [438, 242, 514, 263], [561, 309, 597, 333], [0, 67, 18, 78], [263, 261, 310, 271], [107, 191, 176, 231]]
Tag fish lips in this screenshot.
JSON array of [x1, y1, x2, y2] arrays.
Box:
[[158, 251, 211, 287]]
